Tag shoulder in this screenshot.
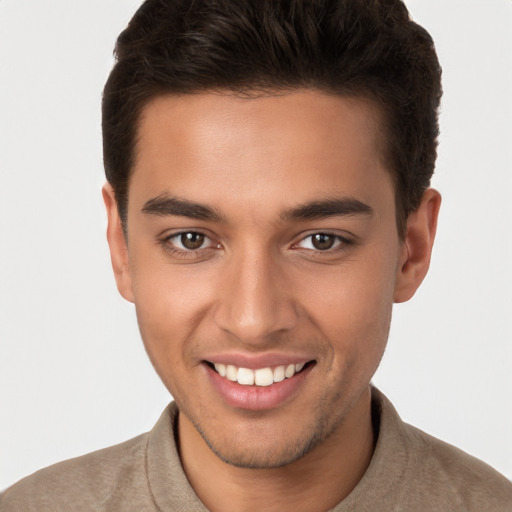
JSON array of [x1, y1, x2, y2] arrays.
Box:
[[0, 433, 150, 512], [0, 403, 204, 512], [359, 388, 512, 512], [402, 422, 512, 510]]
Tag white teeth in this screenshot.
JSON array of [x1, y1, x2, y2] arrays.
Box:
[[213, 362, 309, 386], [254, 368, 274, 386], [273, 365, 285, 383], [226, 364, 238, 382], [285, 364, 295, 378], [214, 363, 226, 377], [237, 367, 255, 385]]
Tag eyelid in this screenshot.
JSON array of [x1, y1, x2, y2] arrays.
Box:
[[292, 231, 354, 251], [160, 227, 212, 242]]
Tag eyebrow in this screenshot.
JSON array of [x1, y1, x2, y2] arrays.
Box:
[[281, 197, 374, 221], [142, 194, 373, 223], [142, 194, 225, 222]]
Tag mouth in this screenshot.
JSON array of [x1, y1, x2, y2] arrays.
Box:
[[202, 354, 317, 410], [206, 361, 314, 387]]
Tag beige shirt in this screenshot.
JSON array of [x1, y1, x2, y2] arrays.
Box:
[[2, 388, 511, 511]]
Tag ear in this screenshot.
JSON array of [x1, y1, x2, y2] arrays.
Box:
[[394, 188, 441, 303], [102, 184, 135, 303]]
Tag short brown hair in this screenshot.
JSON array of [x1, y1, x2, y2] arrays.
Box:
[[102, 0, 442, 237]]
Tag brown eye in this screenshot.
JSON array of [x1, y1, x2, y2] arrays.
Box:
[[180, 232, 206, 250], [311, 233, 336, 250]]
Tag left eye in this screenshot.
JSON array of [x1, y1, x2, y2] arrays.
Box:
[[168, 232, 211, 251], [297, 233, 344, 251]]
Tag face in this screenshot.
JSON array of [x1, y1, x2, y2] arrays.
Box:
[[106, 90, 431, 469]]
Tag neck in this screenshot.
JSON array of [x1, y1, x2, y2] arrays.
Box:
[[178, 387, 375, 512]]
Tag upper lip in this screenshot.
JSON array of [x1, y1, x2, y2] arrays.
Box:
[[203, 352, 314, 369]]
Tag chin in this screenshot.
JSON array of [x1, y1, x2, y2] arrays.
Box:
[[192, 412, 334, 469], [203, 436, 316, 469]]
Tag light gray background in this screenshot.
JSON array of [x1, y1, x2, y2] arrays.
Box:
[[1, 0, 511, 490]]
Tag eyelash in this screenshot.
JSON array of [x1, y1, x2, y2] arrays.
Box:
[[159, 230, 353, 259], [293, 232, 353, 252]]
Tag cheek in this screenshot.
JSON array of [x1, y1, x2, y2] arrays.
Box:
[[131, 253, 213, 325], [299, 254, 396, 366], [129, 259, 214, 373]]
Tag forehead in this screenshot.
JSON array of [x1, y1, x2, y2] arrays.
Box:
[[130, 90, 393, 218]]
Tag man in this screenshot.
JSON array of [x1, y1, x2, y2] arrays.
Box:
[[1, 0, 511, 510]]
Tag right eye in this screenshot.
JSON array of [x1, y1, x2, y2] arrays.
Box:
[[159, 230, 222, 261], [169, 232, 209, 251]]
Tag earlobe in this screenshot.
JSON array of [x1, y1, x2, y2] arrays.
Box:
[[394, 188, 441, 303], [102, 184, 135, 303]]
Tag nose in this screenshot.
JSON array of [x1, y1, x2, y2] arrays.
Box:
[[213, 247, 298, 344]]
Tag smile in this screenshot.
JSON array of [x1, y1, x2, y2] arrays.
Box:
[[210, 362, 308, 387], [204, 358, 315, 410]]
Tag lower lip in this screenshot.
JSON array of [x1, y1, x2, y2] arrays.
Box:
[[205, 363, 314, 411]]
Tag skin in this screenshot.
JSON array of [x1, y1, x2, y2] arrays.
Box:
[[103, 90, 440, 512]]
